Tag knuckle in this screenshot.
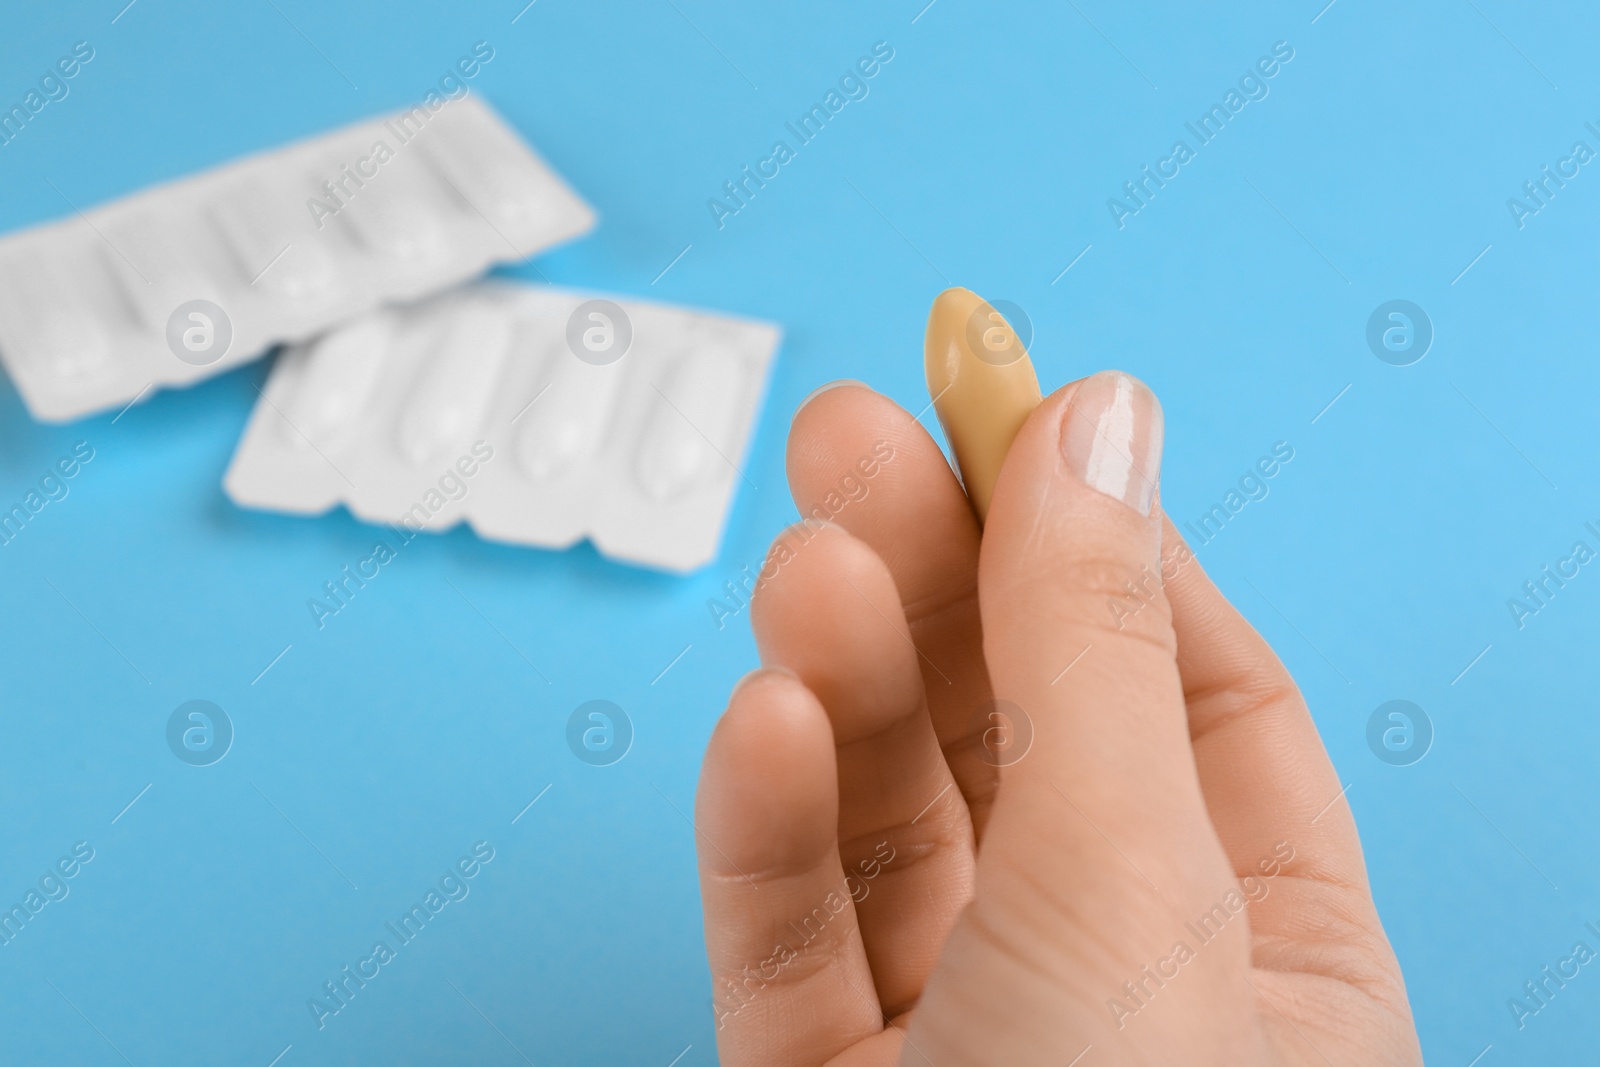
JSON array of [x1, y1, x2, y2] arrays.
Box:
[[991, 546, 1178, 659], [1055, 549, 1148, 602]]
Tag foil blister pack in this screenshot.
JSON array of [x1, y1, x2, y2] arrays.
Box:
[[0, 96, 594, 422], [223, 281, 781, 572]]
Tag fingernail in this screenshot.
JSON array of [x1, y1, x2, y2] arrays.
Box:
[[1060, 371, 1162, 515], [797, 379, 868, 412]]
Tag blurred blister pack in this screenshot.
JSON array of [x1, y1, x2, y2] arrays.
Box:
[[0, 96, 594, 422], [223, 281, 781, 572]]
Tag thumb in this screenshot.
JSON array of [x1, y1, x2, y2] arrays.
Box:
[[984, 370, 1189, 831], [906, 372, 1263, 1064]]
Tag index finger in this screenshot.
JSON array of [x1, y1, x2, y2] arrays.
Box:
[[786, 382, 999, 836]]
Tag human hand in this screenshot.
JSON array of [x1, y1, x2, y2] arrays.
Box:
[[694, 369, 1422, 1065]]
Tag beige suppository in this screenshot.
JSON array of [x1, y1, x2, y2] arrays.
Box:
[[923, 287, 1043, 524]]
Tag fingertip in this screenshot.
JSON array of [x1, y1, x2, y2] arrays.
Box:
[[797, 378, 873, 415], [750, 518, 875, 630], [697, 668, 838, 878], [747, 519, 841, 632], [750, 522, 927, 744], [727, 662, 800, 702], [790, 379, 889, 460], [987, 370, 1162, 551], [785, 382, 905, 499]]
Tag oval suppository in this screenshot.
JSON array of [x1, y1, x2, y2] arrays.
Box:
[[635, 345, 747, 502]]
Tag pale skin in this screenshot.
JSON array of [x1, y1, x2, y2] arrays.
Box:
[[694, 374, 1424, 1066]]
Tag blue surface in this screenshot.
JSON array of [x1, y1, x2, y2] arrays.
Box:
[[1, 0, 1597, 1063]]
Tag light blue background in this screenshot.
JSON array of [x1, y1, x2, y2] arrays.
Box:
[[1, 1, 1596, 1063]]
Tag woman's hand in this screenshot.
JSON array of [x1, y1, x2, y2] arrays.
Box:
[[694, 373, 1421, 1066]]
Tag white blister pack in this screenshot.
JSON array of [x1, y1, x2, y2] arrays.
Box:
[[223, 281, 781, 572], [0, 96, 595, 422]]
